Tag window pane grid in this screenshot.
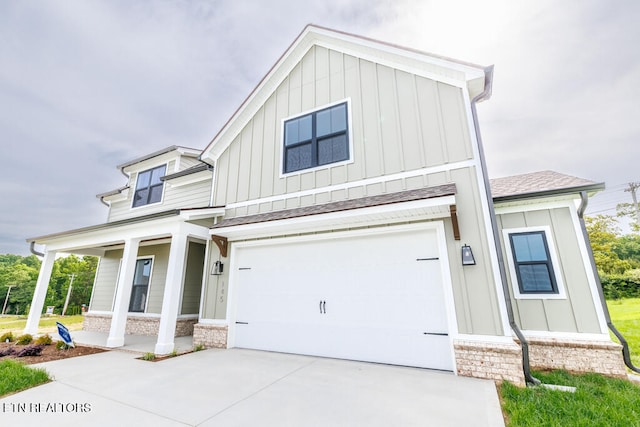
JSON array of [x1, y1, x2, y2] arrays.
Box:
[[283, 102, 349, 173], [509, 231, 558, 294], [132, 165, 166, 207]]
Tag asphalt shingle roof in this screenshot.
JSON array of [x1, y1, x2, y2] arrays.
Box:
[[489, 170, 603, 199]]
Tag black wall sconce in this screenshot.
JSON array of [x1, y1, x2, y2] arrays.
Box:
[[211, 260, 224, 275], [461, 244, 476, 266]]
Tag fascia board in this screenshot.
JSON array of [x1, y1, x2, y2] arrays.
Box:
[[212, 195, 455, 241], [200, 25, 487, 164]]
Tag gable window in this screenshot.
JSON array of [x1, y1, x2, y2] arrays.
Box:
[[129, 258, 152, 313], [283, 102, 349, 174], [132, 165, 166, 208], [508, 231, 558, 294]]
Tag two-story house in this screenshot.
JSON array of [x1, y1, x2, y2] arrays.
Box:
[[25, 25, 627, 386]]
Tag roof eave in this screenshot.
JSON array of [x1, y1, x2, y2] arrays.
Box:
[[492, 182, 605, 203]]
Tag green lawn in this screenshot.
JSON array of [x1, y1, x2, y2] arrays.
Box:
[[500, 370, 640, 426], [607, 297, 640, 367], [0, 360, 50, 397], [0, 315, 85, 335]]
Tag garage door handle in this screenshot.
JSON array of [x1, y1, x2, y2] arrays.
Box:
[[319, 300, 326, 314]]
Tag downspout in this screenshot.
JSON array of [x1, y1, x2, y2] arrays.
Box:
[[29, 241, 44, 257], [578, 191, 640, 373], [470, 66, 540, 385]]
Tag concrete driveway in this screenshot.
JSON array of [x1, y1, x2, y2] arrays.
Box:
[[0, 348, 504, 426]]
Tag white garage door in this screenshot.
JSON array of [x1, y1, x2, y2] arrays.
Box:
[[232, 226, 453, 371]]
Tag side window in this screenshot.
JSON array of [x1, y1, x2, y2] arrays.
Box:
[[504, 228, 565, 299], [129, 258, 152, 313], [283, 102, 349, 174], [132, 165, 166, 208]]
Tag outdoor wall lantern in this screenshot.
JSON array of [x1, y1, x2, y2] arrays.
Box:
[[461, 244, 476, 266], [211, 260, 224, 275]]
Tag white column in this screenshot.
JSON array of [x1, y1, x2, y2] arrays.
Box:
[[24, 250, 57, 334], [107, 238, 140, 348], [155, 232, 188, 354]]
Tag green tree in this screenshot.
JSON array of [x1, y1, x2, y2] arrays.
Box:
[[585, 215, 632, 275], [0, 254, 40, 315]]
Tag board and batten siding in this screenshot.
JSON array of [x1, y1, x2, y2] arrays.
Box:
[[108, 161, 212, 222], [180, 241, 206, 315], [89, 244, 170, 314], [90, 251, 121, 311], [496, 207, 601, 334], [213, 45, 473, 214]]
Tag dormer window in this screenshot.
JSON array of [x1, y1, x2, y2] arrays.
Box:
[[132, 165, 166, 208]]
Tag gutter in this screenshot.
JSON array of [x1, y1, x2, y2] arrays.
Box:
[[29, 241, 44, 257], [577, 191, 640, 374], [470, 65, 540, 386]]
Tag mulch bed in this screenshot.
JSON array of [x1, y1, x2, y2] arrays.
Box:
[[0, 341, 106, 365]]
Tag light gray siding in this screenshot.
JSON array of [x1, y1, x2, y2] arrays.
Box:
[[90, 250, 122, 311], [88, 243, 170, 314], [496, 206, 601, 334], [107, 158, 213, 223], [213, 46, 473, 212], [201, 242, 228, 320], [181, 241, 205, 315]]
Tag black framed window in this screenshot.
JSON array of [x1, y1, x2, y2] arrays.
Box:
[[283, 102, 349, 173], [129, 258, 152, 313], [132, 165, 166, 208], [509, 231, 558, 294]]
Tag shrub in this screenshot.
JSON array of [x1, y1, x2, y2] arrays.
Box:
[[55, 340, 72, 350], [16, 334, 33, 345], [34, 334, 53, 346], [16, 345, 44, 357], [0, 347, 16, 357], [0, 332, 14, 343], [141, 352, 156, 361], [602, 270, 640, 299]]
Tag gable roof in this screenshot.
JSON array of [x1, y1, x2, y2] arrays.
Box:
[[117, 145, 201, 172], [490, 171, 604, 201], [199, 24, 491, 164]]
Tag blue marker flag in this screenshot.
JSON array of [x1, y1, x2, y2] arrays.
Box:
[[56, 322, 75, 348]]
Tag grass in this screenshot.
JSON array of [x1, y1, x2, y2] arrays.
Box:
[[0, 314, 85, 335], [0, 360, 50, 397], [500, 370, 640, 426], [607, 297, 640, 367]]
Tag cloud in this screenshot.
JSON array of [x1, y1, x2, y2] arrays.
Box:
[[1, 0, 639, 255]]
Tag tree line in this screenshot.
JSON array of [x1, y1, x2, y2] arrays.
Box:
[[586, 215, 640, 299], [0, 254, 97, 316]]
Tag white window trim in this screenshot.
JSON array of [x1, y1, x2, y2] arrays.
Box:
[[502, 226, 566, 300], [130, 163, 168, 210], [279, 98, 354, 178]]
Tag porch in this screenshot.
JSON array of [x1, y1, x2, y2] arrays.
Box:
[[56, 330, 195, 354]]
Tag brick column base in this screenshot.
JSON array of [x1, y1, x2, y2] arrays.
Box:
[[83, 313, 197, 337], [193, 323, 228, 349], [454, 339, 525, 386]]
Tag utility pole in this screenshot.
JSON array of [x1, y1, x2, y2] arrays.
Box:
[[2, 285, 14, 316], [61, 274, 75, 316], [625, 182, 640, 228]]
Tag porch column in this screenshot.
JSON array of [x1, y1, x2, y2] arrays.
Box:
[[155, 231, 188, 354], [24, 250, 57, 335], [107, 237, 141, 348]]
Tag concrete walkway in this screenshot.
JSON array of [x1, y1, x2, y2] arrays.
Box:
[[0, 348, 505, 426]]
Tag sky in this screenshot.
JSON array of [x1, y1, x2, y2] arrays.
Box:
[[1, 0, 639, 256]]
